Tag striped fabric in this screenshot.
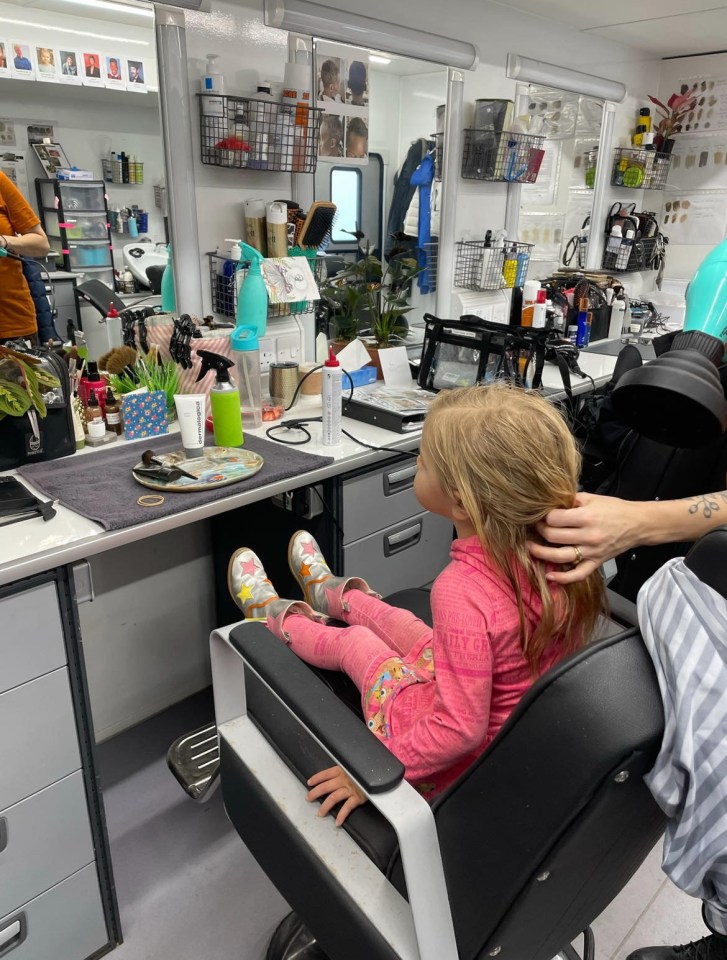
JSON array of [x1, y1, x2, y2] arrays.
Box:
[[638, 558, 727, 935]]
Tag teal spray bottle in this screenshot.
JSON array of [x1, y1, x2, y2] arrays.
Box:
[[231, 243, 269, 429], [161, 244, 176, 313], [196, 350, 244, 447]]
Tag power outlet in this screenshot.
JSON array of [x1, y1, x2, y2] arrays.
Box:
[[276, 333, 300, 363], [259, 337, 276, 373]]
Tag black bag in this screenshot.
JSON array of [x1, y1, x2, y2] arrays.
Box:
[[0, 346, 75, 470], [417, 313, 566, 394]]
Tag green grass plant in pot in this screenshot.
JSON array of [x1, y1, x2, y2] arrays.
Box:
[[108, 355, 180, 419]]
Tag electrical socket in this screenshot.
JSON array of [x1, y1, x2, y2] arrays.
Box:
[[259, 337, 276, 373], [276, 333, 300, 363]]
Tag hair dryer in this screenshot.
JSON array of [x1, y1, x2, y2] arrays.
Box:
[[612, 236, 727, 448]]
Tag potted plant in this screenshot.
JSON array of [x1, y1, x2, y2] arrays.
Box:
[[0, 345, 60, 420], [648, 85, 698, 153], [319, 280, 366, 348], [330, 251, 421, 377], [107, 354, 180, 420]]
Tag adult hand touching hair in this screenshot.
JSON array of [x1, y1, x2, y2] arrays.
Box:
[[529, 486, 727, 584]]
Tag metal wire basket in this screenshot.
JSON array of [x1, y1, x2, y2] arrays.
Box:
[[461, 130, 545, 182], [208, 253, 323, 319], [602, 235, 663, 273], [455, 240, 533, 291], [199, 95, 323, 174], [611, 147, 672, 190], [102, 157, 144, 184]]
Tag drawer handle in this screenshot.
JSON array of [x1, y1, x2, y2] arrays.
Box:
[[0, 817, 6, 854], [383, 464, 417, 496], [0, 915, 26, 957], [384, 522, 422, 557]]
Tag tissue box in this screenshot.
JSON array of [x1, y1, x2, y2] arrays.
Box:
[[56, 168, 94, 180], [121, 391, 169, 440], [342, 365, 377, 389]]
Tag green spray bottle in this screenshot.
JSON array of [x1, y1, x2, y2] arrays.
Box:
[[161, 244, 176, 313], [196, 350, 244, 448]]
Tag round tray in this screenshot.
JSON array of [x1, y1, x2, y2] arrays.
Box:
[[132, 447, 264, 492]]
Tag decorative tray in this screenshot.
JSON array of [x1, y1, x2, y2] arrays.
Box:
[[132, 447, 264, 492]]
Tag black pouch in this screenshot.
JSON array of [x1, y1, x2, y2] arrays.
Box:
[[0, 346, 74, 471], [0, 476, 56, 525], [417, 314, 556, 393]]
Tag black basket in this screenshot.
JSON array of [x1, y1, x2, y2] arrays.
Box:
[[208, 253, 323, 319], [602, 235, 662, 273], [455, 240, 533, 291], [102, 157, 144, 184], [199, 95, 322, 174], [461, 130, 545, 182], [611, 147, 672, 190]]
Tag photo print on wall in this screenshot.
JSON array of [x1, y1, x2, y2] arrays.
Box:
[[315, 41, 370, 165]]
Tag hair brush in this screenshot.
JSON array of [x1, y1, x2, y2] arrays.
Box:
[[298, 201, 337, 249]]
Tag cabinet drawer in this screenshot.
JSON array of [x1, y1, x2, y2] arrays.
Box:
[[343, 511, 453, 595], [0, 670, 80, 811], [342, 459, 420, 544], [0, 584, 66, 695], [0, 863, 108, 960], [0, 772, 94, 919]]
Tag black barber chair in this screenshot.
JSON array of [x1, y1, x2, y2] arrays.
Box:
[[206, 586, 666, 960]]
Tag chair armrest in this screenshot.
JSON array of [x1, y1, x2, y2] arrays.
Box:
[[229, 622, 405, 794], [606, 588, 639, 628]]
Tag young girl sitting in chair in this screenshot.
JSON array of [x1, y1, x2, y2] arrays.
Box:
[[228, 385, 606, 823]]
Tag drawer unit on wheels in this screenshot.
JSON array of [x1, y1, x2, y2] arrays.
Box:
[[339, 455, 453, 592], [0, 574, 119, 959]]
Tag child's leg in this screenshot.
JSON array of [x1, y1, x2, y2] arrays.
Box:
[[276, 614, 403, 692], [337, 591, 432, 659]]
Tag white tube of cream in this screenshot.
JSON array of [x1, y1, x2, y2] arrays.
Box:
[[174, 394, 206, 459]]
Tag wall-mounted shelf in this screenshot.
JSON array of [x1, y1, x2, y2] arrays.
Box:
[[208, 253, 323, 319], [198, 94, 322, 174], [461, 130, 545, 183], [611, 147, 672, 190], [102, 158, 144, 184], [602, 235, 662, 273]]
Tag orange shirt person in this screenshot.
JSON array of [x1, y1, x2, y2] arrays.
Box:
[[0, 172, 51, 340]]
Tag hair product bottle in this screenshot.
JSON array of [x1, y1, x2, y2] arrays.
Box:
[[104, 388, 123, 435], [196, 351, 243, 448], [85, 391, 106, 439], [244, 200, 267, 256], [322, 346, 342, 446], [266, 201, 289, 258]]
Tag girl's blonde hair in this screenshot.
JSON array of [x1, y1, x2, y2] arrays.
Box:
[[425, 384, 605, 671]]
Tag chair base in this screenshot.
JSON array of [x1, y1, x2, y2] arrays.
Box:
[[267, 912, 330, 960], [166, 722, 220, 801]]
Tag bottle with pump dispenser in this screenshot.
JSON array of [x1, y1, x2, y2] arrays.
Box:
[[248, 82, 278, 170], [322, 346, 342, 446], [161, 244, 176, 313], [266, 201, 289, 258], [615, 229, 634, 271], [282, 40, 312, 174], [196, 350, 244, 447], [531, 289, 547, 329], [200, 54, 225, 117]]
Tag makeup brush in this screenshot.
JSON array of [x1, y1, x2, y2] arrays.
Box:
[[298, 201, 337, 250], [141, 449, 198, 480], [99, 345, 138, 377]]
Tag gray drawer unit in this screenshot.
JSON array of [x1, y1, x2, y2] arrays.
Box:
[[0, 669, 80, 811], [342, 459, 420, 544], [0, 583, 66, 695], [0, 772, 94, 919], [343, 511, 453, 595], [0, 864, 108, 960]]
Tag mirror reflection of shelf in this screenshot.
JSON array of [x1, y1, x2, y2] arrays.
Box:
[[454, 240, 533, 291], [102, 157, 144, 185], [611, 147, 672, 191], [461, 130, 545, 183]]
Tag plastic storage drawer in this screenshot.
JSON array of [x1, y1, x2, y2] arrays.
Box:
[[342, 511, 453, 594], [341, 460, 421, 545], [66, 242, 112, 270], [42, 211, 109, 241], [0, 771, 94, 919], [0, 583, 66, 695], [0, 864, 108, 960], [0, 669, 80, 811]]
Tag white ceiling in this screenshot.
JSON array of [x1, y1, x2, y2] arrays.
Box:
[[493, 0, 727, 58]]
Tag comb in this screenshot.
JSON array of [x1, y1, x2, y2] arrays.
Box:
[[298, 201, 337, 249]]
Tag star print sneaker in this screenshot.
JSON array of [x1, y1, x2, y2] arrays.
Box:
[[227, 547, 322, 641], [287, 531, 379, 619]]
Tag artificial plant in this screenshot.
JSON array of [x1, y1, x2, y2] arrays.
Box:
[[320, 281, 367, 344], [648, 85, 698, 150], [0, 345, 60, 420], [108, 355, 180, 418]]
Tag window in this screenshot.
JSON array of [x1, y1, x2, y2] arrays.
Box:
[[330, 167, 362, 244]]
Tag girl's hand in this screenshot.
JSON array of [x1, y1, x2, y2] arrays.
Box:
[[527, 492, 641, 584], [306, 765, 367, 826]]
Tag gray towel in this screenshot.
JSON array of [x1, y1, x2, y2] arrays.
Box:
[[18, 433, 333, 531]]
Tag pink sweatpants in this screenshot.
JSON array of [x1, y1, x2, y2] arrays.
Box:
[[275, 592, 434, 731]]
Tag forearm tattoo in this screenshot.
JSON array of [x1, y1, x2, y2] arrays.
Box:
[[684, 491, 727, 519]]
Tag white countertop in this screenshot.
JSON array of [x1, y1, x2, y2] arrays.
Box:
[[0, 356, 617, 587]]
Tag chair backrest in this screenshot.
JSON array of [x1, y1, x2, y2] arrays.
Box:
[[684, 525, 727, 599], [386, 626, 666, 960]]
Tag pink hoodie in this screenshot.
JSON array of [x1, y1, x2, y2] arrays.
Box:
[[384, 536, 565, 798]]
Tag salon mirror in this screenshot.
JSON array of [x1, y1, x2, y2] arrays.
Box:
[[518, 85, 604, 278], [313, 44, 448, 334], [0, 0, 166, 308]]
